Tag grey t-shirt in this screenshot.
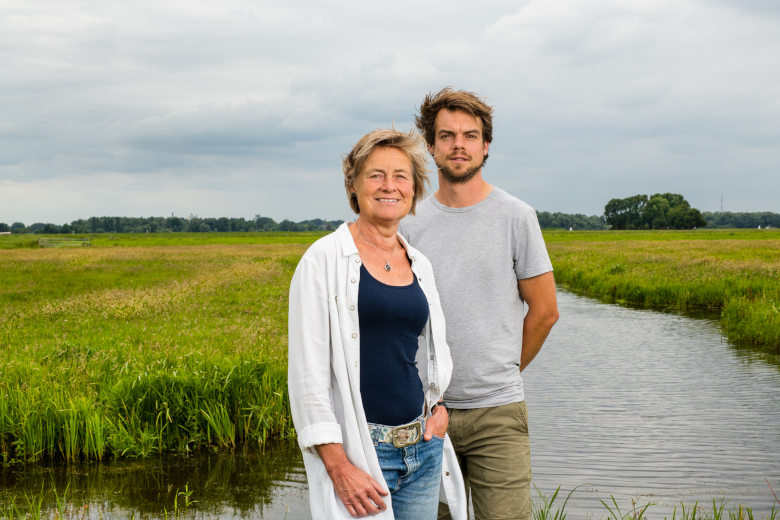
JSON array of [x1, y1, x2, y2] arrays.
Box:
[[399, 188, 553, 409]]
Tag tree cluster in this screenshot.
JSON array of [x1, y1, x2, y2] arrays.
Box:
[[536, 212, 608, 230], [2, 216, 345, 234], [604, 193, 707, 230], [701, 211, 780, 229]]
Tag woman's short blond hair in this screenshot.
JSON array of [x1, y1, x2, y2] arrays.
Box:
[[343, 127, 430, 215]]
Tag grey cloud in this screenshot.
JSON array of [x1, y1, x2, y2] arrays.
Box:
[[1, 0, 779, 223]]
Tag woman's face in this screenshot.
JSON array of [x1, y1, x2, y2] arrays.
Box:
[[351, 146, 415, 225]]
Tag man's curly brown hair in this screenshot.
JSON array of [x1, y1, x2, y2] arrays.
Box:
[[414, 87, 494, 148]]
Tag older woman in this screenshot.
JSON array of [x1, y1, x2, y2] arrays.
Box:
[[288, 128, 467, 520]]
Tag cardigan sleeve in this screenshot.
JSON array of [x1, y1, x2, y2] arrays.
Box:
[[288, 257, 344, 452]]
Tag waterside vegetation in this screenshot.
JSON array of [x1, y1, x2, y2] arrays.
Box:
[[0, 240, 307, 462], [544, 228, 780, 350]]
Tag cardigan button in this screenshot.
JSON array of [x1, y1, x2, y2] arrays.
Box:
[[351, 278, 356, 283], [355, 258, 360, 263], [446, 472, 450, 476], [352, 333, 357, 338], [350, 306, 355, 311], [430, 356, 434, 360]]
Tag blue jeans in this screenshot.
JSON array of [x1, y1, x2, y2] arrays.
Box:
[[371, 430, 444, 520]]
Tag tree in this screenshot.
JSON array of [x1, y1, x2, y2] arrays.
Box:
[[35, 223, 61, 234], [278, 219, 299, 232], [667, 204, 707, 229], [650, 193, 687, 209], [0, 223, 9, 232], [643, 196, 670, 229], [215, 217, 230, 232], [604, 195, 648, 230]]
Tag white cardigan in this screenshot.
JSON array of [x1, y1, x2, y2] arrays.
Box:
[[288, 223, 467, 520]]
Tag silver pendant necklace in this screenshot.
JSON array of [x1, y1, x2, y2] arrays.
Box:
[[358, 221, 395, 271]]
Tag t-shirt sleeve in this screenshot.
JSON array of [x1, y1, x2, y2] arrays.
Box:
[[513, 208, 554, 280]]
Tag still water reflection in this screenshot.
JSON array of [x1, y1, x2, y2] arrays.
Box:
[[0, 445, 310, 519], [1, 288, 778, 519], [525, 288, 780, 517]]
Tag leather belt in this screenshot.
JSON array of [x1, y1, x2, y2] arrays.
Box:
[[368, 415, 426, 448]]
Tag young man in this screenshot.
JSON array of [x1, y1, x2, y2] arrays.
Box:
[[399, 88, 559, 520]]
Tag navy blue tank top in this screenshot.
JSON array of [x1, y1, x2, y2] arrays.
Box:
[[358, 264, 429, 426]]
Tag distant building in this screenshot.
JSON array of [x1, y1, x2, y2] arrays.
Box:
[[186, 213, 198, 221]]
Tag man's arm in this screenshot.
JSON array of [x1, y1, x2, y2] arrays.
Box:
[[517, 271, 559, 372]]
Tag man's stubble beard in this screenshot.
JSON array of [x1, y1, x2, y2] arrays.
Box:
[[436, 154, 489, 185]]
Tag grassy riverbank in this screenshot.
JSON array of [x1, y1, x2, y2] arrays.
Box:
[[0, 237, 315, 462], [544, 229, 780, 350], [1, 228, 778, 462]]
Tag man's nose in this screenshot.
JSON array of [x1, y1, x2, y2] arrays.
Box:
[[452, 134, 466, 149]]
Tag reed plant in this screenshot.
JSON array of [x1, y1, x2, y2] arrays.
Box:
[[532, 487, 779, 520], [0, 243, 308, 462], [544, 229, 780, 350]]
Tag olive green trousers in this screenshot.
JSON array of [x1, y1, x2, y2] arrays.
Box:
[[438, 402, 532, 520]]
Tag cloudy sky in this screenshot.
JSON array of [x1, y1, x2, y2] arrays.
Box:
[[2, 0, 779, 225]]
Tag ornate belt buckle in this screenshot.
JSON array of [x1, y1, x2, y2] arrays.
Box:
[[391, 422, 421, 448]]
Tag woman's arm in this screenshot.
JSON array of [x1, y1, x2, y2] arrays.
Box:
[[288, 256, 388, 517], [315, 443, 388, 517], [288, 258, 343, 450]]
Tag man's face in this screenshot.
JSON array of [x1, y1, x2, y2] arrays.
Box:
[[429, 109, 490, 184]]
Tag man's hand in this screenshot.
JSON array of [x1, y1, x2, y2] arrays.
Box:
[[518, 271, 559, 372], [315, 443, 388, 517], [423, 402, 449, 441]]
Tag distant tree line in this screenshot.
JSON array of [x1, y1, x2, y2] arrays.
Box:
[[0, 216, 344, 234], [702, 211, 780, 229], [536, 212, 608, 230], [604, 193, 707, 230]]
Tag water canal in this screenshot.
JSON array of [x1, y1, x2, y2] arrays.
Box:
[[1, 288, 778, 519]]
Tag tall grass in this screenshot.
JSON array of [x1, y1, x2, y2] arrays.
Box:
[[532, 487, 779, 520], [544, 230, 780, 350], [0, 244, 308, 462]]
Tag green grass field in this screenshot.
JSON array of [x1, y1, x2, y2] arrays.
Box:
[[0, 237, 314, 462], [544, 228, 780, 349], [0, 228, 778, 463]]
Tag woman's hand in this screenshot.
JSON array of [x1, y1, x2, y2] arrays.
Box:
[[315, 443, 388, 517], [423, 402, 449, 441]]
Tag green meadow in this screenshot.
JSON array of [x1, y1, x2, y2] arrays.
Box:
[[544, 228, 780, 350], [0, 235, 316, 462], [0, 228, 778, 463]]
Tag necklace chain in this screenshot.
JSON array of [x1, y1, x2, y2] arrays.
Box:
[[357, 221, 395, 272]]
